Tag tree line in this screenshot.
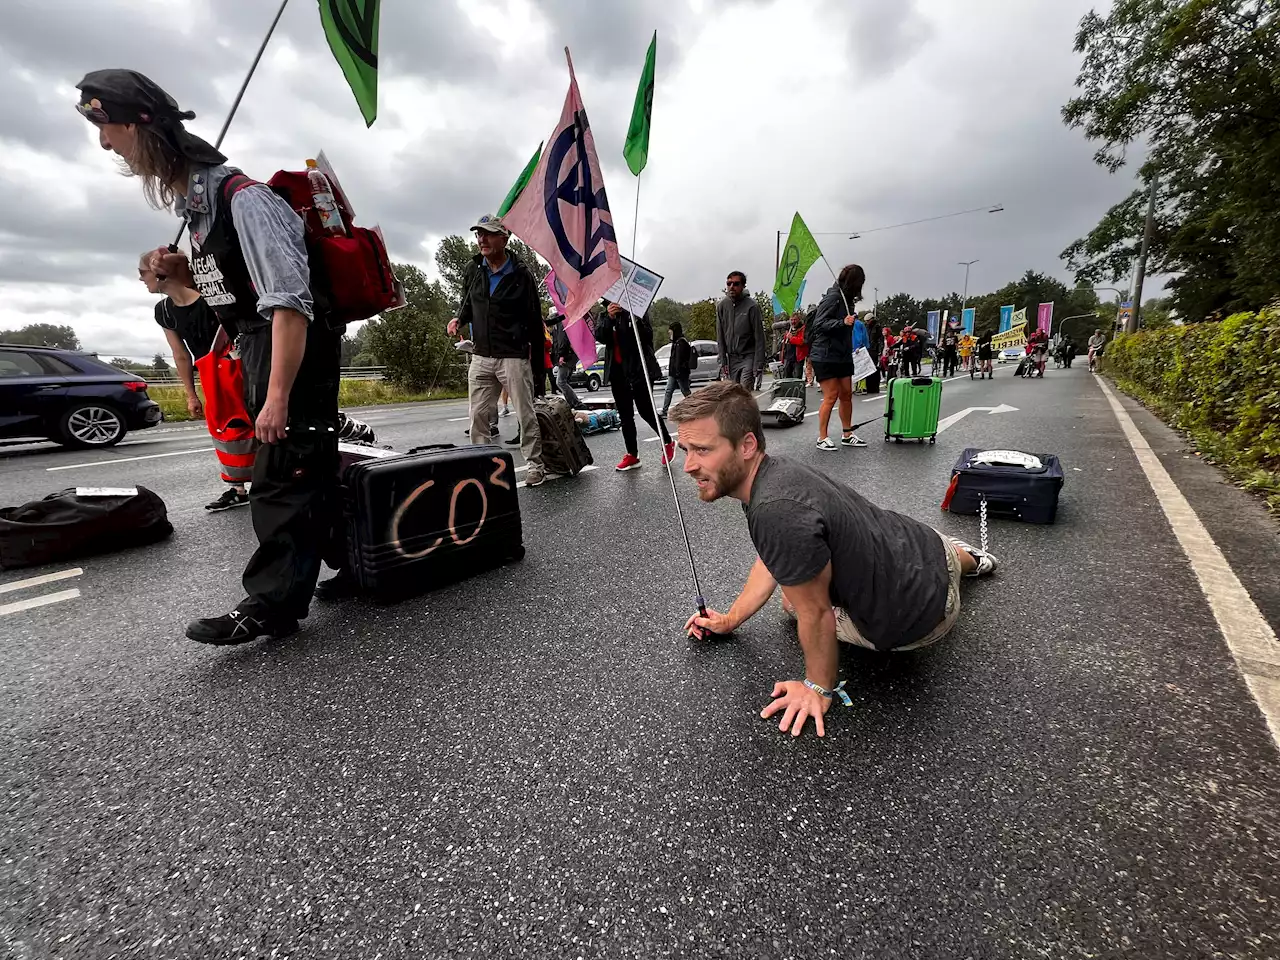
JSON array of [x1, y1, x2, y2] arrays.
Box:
[[1061, 0, 1280, 321]]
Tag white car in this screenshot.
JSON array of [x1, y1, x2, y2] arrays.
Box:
[[997, 346, 1024, 364], [653, 339, 720, 382]]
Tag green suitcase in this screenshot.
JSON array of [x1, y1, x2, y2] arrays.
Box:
[[885, 376, 942, 443]]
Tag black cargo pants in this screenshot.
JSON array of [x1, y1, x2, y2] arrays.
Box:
[[238, 331, 344, 621]]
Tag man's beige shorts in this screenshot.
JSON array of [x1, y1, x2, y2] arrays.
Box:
[[787, 532, 964, 652]]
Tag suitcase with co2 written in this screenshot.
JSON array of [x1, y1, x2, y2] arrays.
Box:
[[942, 448, 1064, 524], [340, 442, 524, 598]]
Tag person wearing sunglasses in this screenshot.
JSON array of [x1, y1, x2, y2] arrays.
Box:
[[76, 69, 345, 645], [715, 271, 765, 391]]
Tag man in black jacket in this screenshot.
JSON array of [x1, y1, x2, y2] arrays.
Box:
[[447, 214, 546, 486], [595, 300, 673, 470], [548, 311, 584, 410], [659, 321, 693, 418]]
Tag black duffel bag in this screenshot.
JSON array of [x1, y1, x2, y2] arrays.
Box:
[[0, 486, 174, 569]]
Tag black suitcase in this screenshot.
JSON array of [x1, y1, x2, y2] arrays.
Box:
[[341, 442, 524, 597], [943, 448, 1064, 524]]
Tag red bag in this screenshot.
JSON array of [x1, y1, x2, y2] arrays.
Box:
[[223, 169, 402, 329]]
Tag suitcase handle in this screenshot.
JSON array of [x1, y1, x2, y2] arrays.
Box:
[[910, 377, 933, 386], [407, 443, 457, 454]]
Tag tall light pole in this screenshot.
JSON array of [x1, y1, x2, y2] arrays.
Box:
[[958, 259, 979, 314], [1130, 173, 1160, 334]]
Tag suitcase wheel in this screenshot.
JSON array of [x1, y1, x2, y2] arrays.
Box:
[[895, 437, 903, 444], [510, 545, 526, 562], [929, 436, 936, 445]]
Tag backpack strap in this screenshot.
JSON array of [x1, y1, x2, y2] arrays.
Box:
[[219, 172, 260, 206]]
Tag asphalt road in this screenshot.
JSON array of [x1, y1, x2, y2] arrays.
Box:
[[3, 365, 1278, 959]]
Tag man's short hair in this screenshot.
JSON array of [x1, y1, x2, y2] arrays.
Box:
[[668, 381, 765, 453], [726, 270, 747, 285]]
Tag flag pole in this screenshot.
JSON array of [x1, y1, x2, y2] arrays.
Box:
[[820, 254, 852, 317], [168, 0, 291, 251], [617, 175, 710, 625]]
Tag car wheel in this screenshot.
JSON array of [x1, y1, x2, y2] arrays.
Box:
[[588, 375, 601, 392], [59, 402, 127, 448]]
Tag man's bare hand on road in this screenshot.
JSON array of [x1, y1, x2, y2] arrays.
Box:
[[760, 680, 833, 738]]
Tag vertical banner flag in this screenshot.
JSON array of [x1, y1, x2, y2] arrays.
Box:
[[1118, 301, 1133, 328], [962, 308, 975, 333], [319, 0, 381, 126], [926, 310, 940, 340], [623, 31, 657, 176], [1011, 307, 1028, 332], [1037, 302, 1054, 335], [497, 142, 543, 217], [503, 49, 622, 368], [773, 213, 821, 315], [999, 304, 1014, 332]]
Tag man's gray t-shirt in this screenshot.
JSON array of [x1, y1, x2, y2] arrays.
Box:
[[744, 455, 949, 650]]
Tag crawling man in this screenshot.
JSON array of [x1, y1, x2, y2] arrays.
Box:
[[671, 382, 998, 738]]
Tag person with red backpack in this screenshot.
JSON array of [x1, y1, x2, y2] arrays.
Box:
[[78, 69, 348, 645]]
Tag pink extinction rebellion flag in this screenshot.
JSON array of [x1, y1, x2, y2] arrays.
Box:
[[1037, 302, 1054, 335], [502, 48, 622, 369]]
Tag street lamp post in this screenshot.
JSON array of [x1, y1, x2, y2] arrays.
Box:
[[1052, 313, 1097, 339], [958, 259, 979, 315]]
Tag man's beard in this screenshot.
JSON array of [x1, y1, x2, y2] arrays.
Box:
[[695, 459, 748, 502]]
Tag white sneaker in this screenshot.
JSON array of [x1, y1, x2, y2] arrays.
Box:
[[841, 433, 868, 448], [949, 537, 999, 577], [816, 437, 837, 451], [524, 464, 546, 487]]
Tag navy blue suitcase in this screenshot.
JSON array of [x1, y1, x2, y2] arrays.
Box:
[[340, 442, 524, 597], [944, 448, 1064, 524]]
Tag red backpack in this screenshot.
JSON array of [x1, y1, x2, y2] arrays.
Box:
[[222, 168, 402, 330]]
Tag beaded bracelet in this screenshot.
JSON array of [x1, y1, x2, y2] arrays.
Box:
[[803, 678, 853, 707]]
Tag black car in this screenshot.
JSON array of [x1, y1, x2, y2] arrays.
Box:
[[0, 344, 163, 448]]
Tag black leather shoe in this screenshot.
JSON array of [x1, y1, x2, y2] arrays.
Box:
[[185, 609, 298, 646], [505, 432, 521, 445], [314, 570, 360, 601]]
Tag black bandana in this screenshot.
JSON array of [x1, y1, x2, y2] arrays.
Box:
[[75, 69, 226, 165]]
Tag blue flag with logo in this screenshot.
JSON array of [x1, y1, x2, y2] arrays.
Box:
[[962, 307, 975, 333], [999, 305, 1014, 332], [927, 310, 940, 340]]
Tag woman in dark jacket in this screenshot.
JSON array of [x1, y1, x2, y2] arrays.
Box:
[[659, 321, 694, 418], [595, 300, 674, 470], [807, 264, 868, 450]]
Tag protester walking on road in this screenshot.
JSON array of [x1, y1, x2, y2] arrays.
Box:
[[447, 214, 547, 486], [79, 69, 346, 644], [976, 330, 995, 379], [780, 312, 808, 380], [900, 325, 924, 377], [548, 311, 584, 410], [940, 327, 960, 377], [140, 251, 253, 512], [672, 381, 999, 738], [596, 299, 674, 469], [807, 265, 868, 450], [659, 321, 693, 418], [716, 271, 765, 389]]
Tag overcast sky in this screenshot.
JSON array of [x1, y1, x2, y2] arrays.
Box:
[[0, 0, 1141, 361]]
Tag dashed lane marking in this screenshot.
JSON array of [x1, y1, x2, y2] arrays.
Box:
[[0, 568, 83, 596], [0, 588, 81, 618], [1099, 376, 1280, 748]]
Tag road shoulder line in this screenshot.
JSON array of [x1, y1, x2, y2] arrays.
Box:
[[1098, 376, 1280, 748]]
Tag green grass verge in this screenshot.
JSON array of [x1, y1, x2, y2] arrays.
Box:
[[148, 380, 468, 424]]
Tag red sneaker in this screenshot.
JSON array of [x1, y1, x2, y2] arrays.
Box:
[[660, 441, 676, 466], [615, 453, 641, 471]]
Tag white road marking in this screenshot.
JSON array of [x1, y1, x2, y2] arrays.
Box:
[[47, 447, 211, 472], [1098, 377, 1280, 748], [936, 403, 1019, 434], [0, 568, 83, 596], [447, 417, 469, 422], [0, 588, 81, 618]]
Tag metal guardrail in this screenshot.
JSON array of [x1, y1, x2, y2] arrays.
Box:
[[142, 365, 387, 386]]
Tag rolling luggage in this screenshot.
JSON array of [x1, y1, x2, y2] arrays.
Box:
[[534, 396, 592, 477], [885, 376, 943, 443], [340, 442, 524, 597], [757, 378, 807, 426], [942, 448, 1064, 524]]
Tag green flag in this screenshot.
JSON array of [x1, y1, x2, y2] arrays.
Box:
[[497, 142, 543, 218], [773, 212, 822, 315], [623, 31, 657, 176], [318, 0, 380, 127]]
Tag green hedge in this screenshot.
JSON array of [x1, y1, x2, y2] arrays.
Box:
[[1104, 306, 1280, 513]]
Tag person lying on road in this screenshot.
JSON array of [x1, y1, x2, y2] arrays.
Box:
[[670, 382, 999, 739]]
